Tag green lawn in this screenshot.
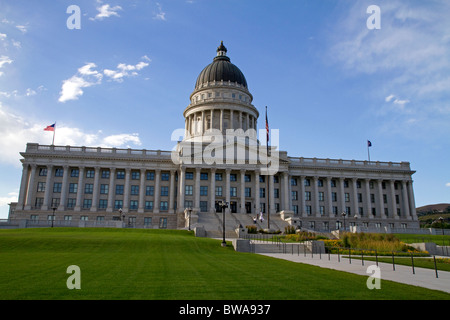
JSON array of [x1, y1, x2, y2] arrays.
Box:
[[0, 228, 449, 300]]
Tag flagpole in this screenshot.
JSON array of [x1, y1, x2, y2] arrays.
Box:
[[265, 106, 270, 231], [367, 140, 371, 163], [52, 122, 56, 146]]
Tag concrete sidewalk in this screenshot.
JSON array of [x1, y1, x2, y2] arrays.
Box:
[[260, 252, 450, 294]]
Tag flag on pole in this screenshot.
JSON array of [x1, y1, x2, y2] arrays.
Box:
[[44, 123, 55, 131], [44, 123, 56, 145], [265, 106, 269, 144], [367, 140, 372, 162], [367, 140, 372, 147]]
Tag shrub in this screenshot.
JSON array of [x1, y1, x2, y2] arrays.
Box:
[[284, 225, 296, 234], [246, 225, 257, 234]]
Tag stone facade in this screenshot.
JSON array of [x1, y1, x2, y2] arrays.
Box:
[[8, 43, 419, 231]]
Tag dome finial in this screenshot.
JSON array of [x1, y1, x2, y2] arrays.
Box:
[[217, 41, 227, 56]]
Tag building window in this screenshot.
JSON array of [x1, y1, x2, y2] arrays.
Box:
[[230, 187, 237, 197], [200, 173, 208, 180], [83, 199, 92, 209], [67, 198, 76, 208], [97, 216, 105, 221], [35, 198, 43, 208], [114, 200, 123, 209], [85, 184, 93, 194], [39, 168, 47, 176], [131, 185, 139, 195], [332, 192, 337, 202], [160, 201, 168, 211], [53, 183, 62, 193], [159, 218, 167, 229], [146, 186, 154, 196], [320, 206, 325, 215], [69, 183, 78, 194], [185, 185, 193, 195], [305, 205, 312, 215], [318, 179, 324, 187], [70, 169, 79, 177], [260, 188, 265, 198], [99, 199, 107, 209], [331, 179, 336, 187], [161, 186, 169, 197], [318, 192, 324, 202], [100, 184, 108, 194], [147, 172, 154, 180], [304, 178, 310, 187], [259, 175, 265, 183], [200, 201, 208, 212], [274, 189, 279, 198], [305, 191, 311, 201], [215, 186, 222, 197], [55, 168, 64, 177], [245, 187, 251, 198], [370, 194, 375, 203], [80, 216, 88, 221], [130, 200, 138, 210], [215, 173, 222, 181], [383, 194, 387, 204], [131, 171, 140, 180], [292, 191, 298, 200], [275, 203, 280, 212], [292, 205, 298, 214], [358, 193, 362, 203], [145, 201, 153, 210], [245, 174, 251, 182], [345, 193, 350, 202], [291, 178, 297, 186], [37, 182, 46, 192], [116, 185, 124, 195], [230, 174, 237, 181], [51, 198, 60, 208], [200, 186, 208, 196], [184, 200, 193, 208], [144, 217, 152, 226], [161, 172, 170, 181], [86, 169, 95, 178], [185, 172, 194, 180], [101, 170, 110, 179], [116, 170, 125, 179]]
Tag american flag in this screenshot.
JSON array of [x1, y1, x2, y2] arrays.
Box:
[[44, 123, 55, 131], [265, 106, 269, 144]]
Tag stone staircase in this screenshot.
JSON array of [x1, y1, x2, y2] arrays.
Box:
[[195, 211, 290, 239]]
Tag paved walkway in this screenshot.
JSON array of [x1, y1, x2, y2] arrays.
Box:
[[260, 252, 450, 294]]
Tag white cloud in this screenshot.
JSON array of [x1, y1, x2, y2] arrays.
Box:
[[0, 191, 18, 208], [15, 25, 27, 33], [446, 183, 450, 187], [58, 63, 103, 103], [0, 33, 6, 40], [103, 60, 149, 82], [153, 2, 166, 21], [0, 102, 142, 167], [90, 4, 122, 21]]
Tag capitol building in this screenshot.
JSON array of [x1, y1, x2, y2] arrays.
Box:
[[9, 42, 419, 233]]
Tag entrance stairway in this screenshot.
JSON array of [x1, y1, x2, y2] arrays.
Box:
[[196, 211, 290, 239]]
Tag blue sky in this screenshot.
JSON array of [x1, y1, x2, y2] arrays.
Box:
[[0, 0, 449, 218]]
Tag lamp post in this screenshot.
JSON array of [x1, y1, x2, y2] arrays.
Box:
[[187, 207, 193, 231], [220, 201, 228, 247], [341, 212, 347, 232], [51, 207, 57, 228]]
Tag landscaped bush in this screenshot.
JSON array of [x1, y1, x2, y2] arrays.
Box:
[[284, 225, 296, 234], [246, 225, 258, 234]]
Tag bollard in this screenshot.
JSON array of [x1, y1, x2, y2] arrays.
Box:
[[433, 256, 439, 278], [411, 253, 415, 275], [338, 247, 340, 263], [375, 250, 378, 266], [361, 250, 364, 266], [392, 252, 395, 271], [349, 247, 352, 264]]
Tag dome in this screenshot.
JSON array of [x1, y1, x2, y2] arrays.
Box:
[[195, 42, 248, 89]]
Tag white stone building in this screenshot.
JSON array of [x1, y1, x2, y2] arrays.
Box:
[[8, 42, 419, 232]]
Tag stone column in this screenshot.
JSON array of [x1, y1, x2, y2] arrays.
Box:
[[153, 169, 161, 213], [106, 168, 115, 213], [254, 169, 260, 214], [74, 167, 85, 212], [407, 180, 417, 220], [225, 168, 231, 213], [283, 172, 290, 211], [194, 168, 201, 211], [230, 110, 234, 130], [90, 166, 100, 212], [57, 165, 69, 211], [210, 168, 216, 212], [377, 179, 385, 219], [138, 169, 146, 213], [178, 167, 186, 212], [42, 164, 54, 211], [326, 177, 333, 218], [210, 110, 214, 130], [269, 174, 275, 214], [339, 178, 345, 214], [220, 109, 224, 133], [390, 180, 397, 220], [240, 169, 246, 213], [401, 180, 410, 219], [300, 176, 306, 217], [365, 179, 372, 219], [352, 178, 359, 218], [24, 164, 37, 210], [169, 169, 176, 213], [17, 163, 30, 210], [313, 176, 320, 217], [123, 168, 131, 213]]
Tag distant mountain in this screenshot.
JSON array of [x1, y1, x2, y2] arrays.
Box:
[[416, 203, 450, 214]]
